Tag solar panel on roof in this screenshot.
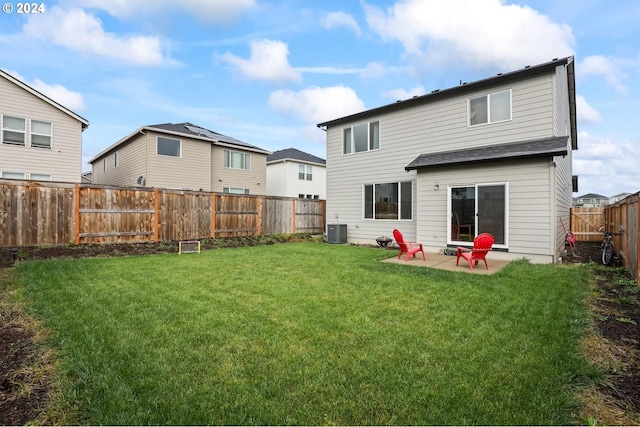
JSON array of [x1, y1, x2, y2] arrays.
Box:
[[184, 124, 257, 149]]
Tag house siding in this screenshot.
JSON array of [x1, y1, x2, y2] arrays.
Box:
[[92, 133, 146, 186], [325, 74, 556, 246], [0, 76, 84, 182], [211, 145, 267, 195], [145, 131, 212, 191], [553, 63, 575, 259], [266, 162, 288, 196], [267, 161, 326, 199], [413, 159, 554, 263]]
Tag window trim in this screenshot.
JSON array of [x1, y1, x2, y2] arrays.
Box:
[[363, 180, 413, 221], [30, 119, 53, 149], [2, 115, 26, 146], [223, 187, 250, 194], [156, 136, 182, 158], [468, 89, 512, 127], [343, 120, 380, 154], [114, 151, 120, 167], [298, 164, 312, 181], [1, 171, 26, 179], [29, 173, 52, 181], [223, 150, 251, 170]]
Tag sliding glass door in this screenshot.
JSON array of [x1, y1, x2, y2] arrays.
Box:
[[449, 183, 507, 246]]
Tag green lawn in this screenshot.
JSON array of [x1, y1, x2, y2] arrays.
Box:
[[15, 242, 598, 425]]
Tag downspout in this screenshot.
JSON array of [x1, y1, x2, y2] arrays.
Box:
[[550, 158, 558, 262]]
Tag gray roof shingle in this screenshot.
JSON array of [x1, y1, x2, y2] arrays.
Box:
[[267, 148, 326, 165], [405, 136, 569, 171], [147, 122, 269, 153]]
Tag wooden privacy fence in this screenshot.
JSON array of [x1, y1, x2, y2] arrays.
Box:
[[570, 207, 605, 242], [0, 179, 326, 247], [604, 192, 640, 284]]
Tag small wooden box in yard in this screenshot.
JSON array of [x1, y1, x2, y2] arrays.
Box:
[[179, 241, 201, 254]]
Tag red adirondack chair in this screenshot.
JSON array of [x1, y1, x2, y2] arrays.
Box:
[[456, 233, 495, 270], [392, 229, 426, 261]]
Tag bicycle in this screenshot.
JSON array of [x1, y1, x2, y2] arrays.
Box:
[[599, 225, 625, 266]]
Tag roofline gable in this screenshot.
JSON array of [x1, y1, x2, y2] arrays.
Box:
[[0, 69, 89, 129], [89, 124, 270, 164], [317, 57, 575, 135]]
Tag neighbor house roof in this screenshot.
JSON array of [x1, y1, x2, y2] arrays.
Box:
[[0, 69, 89, 129], [577, 193, 608, 199], [317, 57, 577, 150], [405, 136, 568, 171], [89, 122, 269, 163], [267, 148, 326, 165]]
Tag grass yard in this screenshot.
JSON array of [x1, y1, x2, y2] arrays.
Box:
[[14, 242, 598, 425]]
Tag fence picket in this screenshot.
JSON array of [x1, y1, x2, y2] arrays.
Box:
[[0, 179, 325, 248]]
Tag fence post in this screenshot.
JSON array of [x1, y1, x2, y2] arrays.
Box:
[[257, 196, 262, 236], [154, 188, 159, 242], [292, 198, 297, 234], [74, 184, 80, 245], [211, 194, 216, 238]]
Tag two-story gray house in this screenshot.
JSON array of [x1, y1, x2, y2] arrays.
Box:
[[317, 57, 577, 263], [90, 122, 270, 194], [1, 69, 89, 182]]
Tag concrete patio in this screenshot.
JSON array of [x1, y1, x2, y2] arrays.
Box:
[[381, 250, 511, 274]]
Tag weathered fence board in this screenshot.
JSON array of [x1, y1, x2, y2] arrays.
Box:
[[78, 186, 156, 244], [0, 180, 75, 246], [262, 197, 293, 235], [570, 207, 605, 242], [215, 194, 259, 237], [0, 179, 326, 248], [604, 192, 640, 283]]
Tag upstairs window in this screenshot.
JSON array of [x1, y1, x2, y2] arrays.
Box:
[[298, 164, 312, 180], [469, 89, 511, 126], [157, 136, 181, 157], [114, 151, 120, 167], [2, 116, 26, 146], [224, 150, 250, 170], [31, 120, 52, 149], [343, 121, 379, 154]]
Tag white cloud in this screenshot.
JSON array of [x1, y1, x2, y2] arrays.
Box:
[[576, 94, 601, 125], [383, 85, 424, 101], [4, 70, 85, 111], [574, 132, 640, 196], [578, 55, 629, 96], [322, 11, 362, 37], [577, 131, 620, 159], [268, 86, 365, 124], [295, 66, 363, 75], [364, 0, 575, 71], [63, 0, 257, 24], [220, 39, 301, 84], [23, 7, 166, 66]]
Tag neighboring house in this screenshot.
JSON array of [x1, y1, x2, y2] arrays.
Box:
[[573, 193, 609, 207], [266, 148, 326, 199], [89, 122, 270, 194], [81, 171, 92, 183], [0, 69, 89, 183], [317, 57, 578, 264], [609, 192, 631, 205]]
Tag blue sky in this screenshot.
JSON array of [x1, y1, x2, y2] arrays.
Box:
[[1, 0, 638, 197]]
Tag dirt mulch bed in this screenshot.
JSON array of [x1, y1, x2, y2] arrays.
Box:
[[0, 238, 639, 425], [564, 241, 640, 424]]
